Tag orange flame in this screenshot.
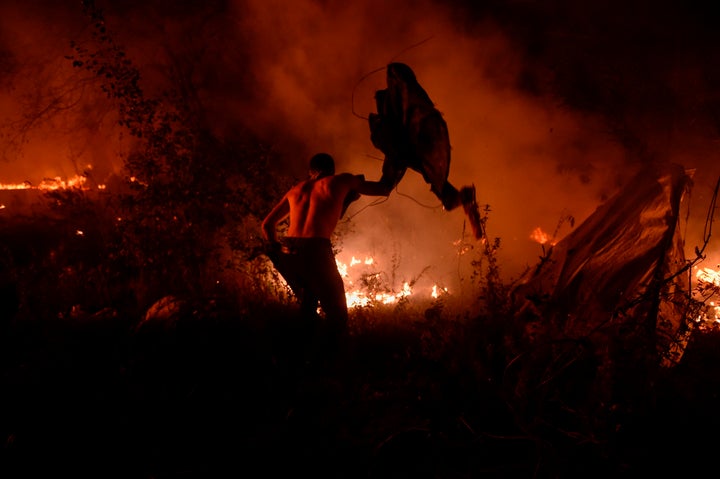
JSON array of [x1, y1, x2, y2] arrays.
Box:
[[0, 174, 105, 192], [694, 265, 720, 329], [530, 226, 556, 246], [336, 254, 447, 308]]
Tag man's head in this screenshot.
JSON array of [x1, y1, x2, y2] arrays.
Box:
[[309, 153, 335, 178]]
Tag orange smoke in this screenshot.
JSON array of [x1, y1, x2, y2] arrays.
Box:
[[2, 0, 720, 286]]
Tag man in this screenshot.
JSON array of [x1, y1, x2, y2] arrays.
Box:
[[367, 62, 484, 240], [262, 153, 388, 339]]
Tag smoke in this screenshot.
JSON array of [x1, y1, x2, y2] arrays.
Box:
[[219, 0, 633, 284], [2, 0, 720, 288]]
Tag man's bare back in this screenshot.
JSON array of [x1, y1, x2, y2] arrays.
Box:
[[285, 174, 361, 239], [262, 172, 386, 243]]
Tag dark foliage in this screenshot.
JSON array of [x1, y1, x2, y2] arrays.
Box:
[[65, 0, 289, 310], [1, 204, 720, 478], [1, 3, 719, 478]]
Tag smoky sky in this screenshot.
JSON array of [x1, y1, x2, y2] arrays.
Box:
[[2, 0, 720, 287]]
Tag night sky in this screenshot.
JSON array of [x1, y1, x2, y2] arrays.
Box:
[[2, 0, 720, 288]]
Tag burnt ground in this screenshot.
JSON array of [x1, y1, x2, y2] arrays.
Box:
[[1, 304, 719, 479]]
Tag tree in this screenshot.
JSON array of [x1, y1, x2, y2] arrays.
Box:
[[67, 0, 286, 308]]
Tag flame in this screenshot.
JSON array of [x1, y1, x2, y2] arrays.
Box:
[[344, 281, 413, 309], [0, 182, 31, 190], [1, 172, 449, 313], [0, 174, 107, 214], [693, 265, 720, 329], [452, 238, 473, 255], [530, 226, 555, 245], [696, 266, 720, 285], [336, 254, 447, 308], [0, 174, 104, 192], [432, 284, 448, 298]]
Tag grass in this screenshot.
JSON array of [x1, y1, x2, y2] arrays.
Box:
[[1, 203, 720, 479]]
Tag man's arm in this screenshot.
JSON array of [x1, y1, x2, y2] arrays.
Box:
[[356, 178, 393, 197], [338, 173, 392, 218], [261, 196, 290, 244]]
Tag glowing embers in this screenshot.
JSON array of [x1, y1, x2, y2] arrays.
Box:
[[0, 174, 104, 191], [696, 266, 720, 285], [336, 254, 448, 309], [530, 226, 556, 246], [694, 265, 720, 329], [0, 182, 31, 190]]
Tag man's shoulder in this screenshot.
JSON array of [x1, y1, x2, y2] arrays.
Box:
[[329, 172, 364, 184], [337, 172, 365, 180], [290, 179, 312, 191]]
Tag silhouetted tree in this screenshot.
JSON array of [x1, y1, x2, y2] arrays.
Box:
[[67, 0, 285, 308]]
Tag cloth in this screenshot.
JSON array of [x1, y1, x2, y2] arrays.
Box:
[[369, 62, 458, 210], [368, 63, 485, 239]]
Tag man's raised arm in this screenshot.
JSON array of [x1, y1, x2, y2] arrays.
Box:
[[339, 173, 392, 218], [357, 178, 393, 197]]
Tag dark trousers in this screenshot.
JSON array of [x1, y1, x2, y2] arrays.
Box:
[[268, 237, 348, 334]]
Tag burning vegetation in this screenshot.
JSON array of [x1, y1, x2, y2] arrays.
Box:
[[3, 1, 720, 478]]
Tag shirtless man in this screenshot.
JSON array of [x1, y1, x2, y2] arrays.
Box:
[[262, 152, 388, 337]]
